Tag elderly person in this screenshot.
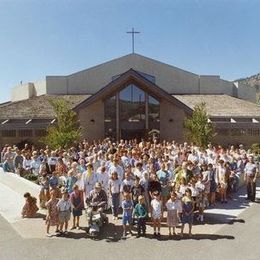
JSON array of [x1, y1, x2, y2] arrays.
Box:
[[85, 182, 107, 226]]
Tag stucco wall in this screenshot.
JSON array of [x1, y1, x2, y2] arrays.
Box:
[[54, 54, 201, 95], [160, 99, 186, 142], [46, 76, 68, 94], [34, 80, 47, 96], [77, 100, 104, 140], [236, 82, 256, 102], [11, 83, 35, 102]]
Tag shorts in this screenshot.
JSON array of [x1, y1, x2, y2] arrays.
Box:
[[122, 214, 132, 225], [59, 211, 71, 222]]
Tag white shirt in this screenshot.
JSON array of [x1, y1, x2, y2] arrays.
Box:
[[57, 199, 72, 212], [108, 179, 121, 194], [166, 199, 182, 213], [151, 199, 162, 218]]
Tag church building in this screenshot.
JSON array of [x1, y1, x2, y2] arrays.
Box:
[[0, 53, 259, 147]]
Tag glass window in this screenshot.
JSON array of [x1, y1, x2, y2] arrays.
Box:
[[35, 129, 47, 137], [216, 128, 230, 136], [1, 130, 16, 137], [148, 95, 160, 131], [18, 129, 33, 137], [104, 95, 116, 140], [120, 84, 145, 128], [104, 83, 160, 140]]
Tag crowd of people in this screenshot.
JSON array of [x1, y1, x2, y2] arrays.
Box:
[[0, 138, 259, 238]]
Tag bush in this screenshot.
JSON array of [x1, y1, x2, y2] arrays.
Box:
[[22, 173, 38, 183]]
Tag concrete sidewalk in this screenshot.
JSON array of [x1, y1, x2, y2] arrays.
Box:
[[0, 167, 259, 239]]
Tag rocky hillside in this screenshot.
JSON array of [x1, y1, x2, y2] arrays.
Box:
[[235, 73, 260, 104], [235, 73, 260, 90]]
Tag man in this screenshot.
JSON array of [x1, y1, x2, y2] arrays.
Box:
[[244, 156, 258, 202], [85, 182, 107, 226]]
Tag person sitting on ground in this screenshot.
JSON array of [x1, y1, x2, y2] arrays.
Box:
[[21, 192, 39, 218]]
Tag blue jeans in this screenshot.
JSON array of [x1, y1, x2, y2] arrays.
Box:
[[111, 193, 120, 217]]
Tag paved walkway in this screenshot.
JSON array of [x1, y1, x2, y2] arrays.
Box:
[[0, 168, 259, 240]]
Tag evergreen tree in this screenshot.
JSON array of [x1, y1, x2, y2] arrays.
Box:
[[43, 98, 81, 149], [184, 102, 214, 148]]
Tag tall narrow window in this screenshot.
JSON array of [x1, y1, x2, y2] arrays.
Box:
[[104, 95, 116, 140]]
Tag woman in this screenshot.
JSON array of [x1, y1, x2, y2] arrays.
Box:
[[180, 188, 194, 238], [70, 184, 84, 229], [208, 164, 217, 206], [216, 160, 228, 203], [45, 189, 59, 237]]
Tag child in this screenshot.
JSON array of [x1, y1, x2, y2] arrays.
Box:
[[133, 195, 147, 237], [21, 192, 39, 218], [70, 184, 84, 229], [122, 192, 134, 237], [180, 188, 194, 238], [150, 191, 163, 238], [45, 189, 59, 237], [56, 188, 72, 235], [166, 191, 182, 237], [196, 190, 208, 222], [66, 170, 78, 194]]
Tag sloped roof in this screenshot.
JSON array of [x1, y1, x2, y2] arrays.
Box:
[[74, 69, 193, 114], [173, 94, 260, 118], [0, 95, 89, 120]]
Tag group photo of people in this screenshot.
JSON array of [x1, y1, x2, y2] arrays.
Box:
[[1, 138, 259, 239]]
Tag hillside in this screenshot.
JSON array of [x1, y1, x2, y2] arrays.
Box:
[[235, 73, 260, 104], [236, 73, 260, 90]]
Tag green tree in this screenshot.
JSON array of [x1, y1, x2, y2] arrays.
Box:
[[43, 98, 81, 149], [184, 102, 214, 148]]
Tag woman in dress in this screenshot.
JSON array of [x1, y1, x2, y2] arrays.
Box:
[[180, 188, 194, 238], [45, 189, 59, 237], [166, 191, 182, 237], [216, 160, 228, 203], [70, 184, 84, 229]]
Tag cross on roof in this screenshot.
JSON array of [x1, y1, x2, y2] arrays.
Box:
[[127, 27, 140, 53]]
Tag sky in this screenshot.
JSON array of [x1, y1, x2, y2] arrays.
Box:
[[0, 0, 260, 103]]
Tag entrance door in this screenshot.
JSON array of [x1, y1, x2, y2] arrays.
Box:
[[121, 129, 146, 141]]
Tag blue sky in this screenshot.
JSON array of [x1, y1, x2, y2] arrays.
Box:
[[0, 0, 260, 103]]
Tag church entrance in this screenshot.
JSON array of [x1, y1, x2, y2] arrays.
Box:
[[120, 129, 146, 141], [104, 83, 160, 141]]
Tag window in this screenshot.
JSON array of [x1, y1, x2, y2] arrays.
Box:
[[18, 129, 33, 137], [120, 84, 145, 126], [216, 128, 229, 136], [104, 95, 116, 139], [148, 95, 160, 131], [1, 130, 16, 137], [252, 129, 260, 136], [35, 129, 47, 137], [103, 83, 160, 140], [230, 129, 246, 136]]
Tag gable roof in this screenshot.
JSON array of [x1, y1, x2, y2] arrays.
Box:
[[73, 69, 193, 114]]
